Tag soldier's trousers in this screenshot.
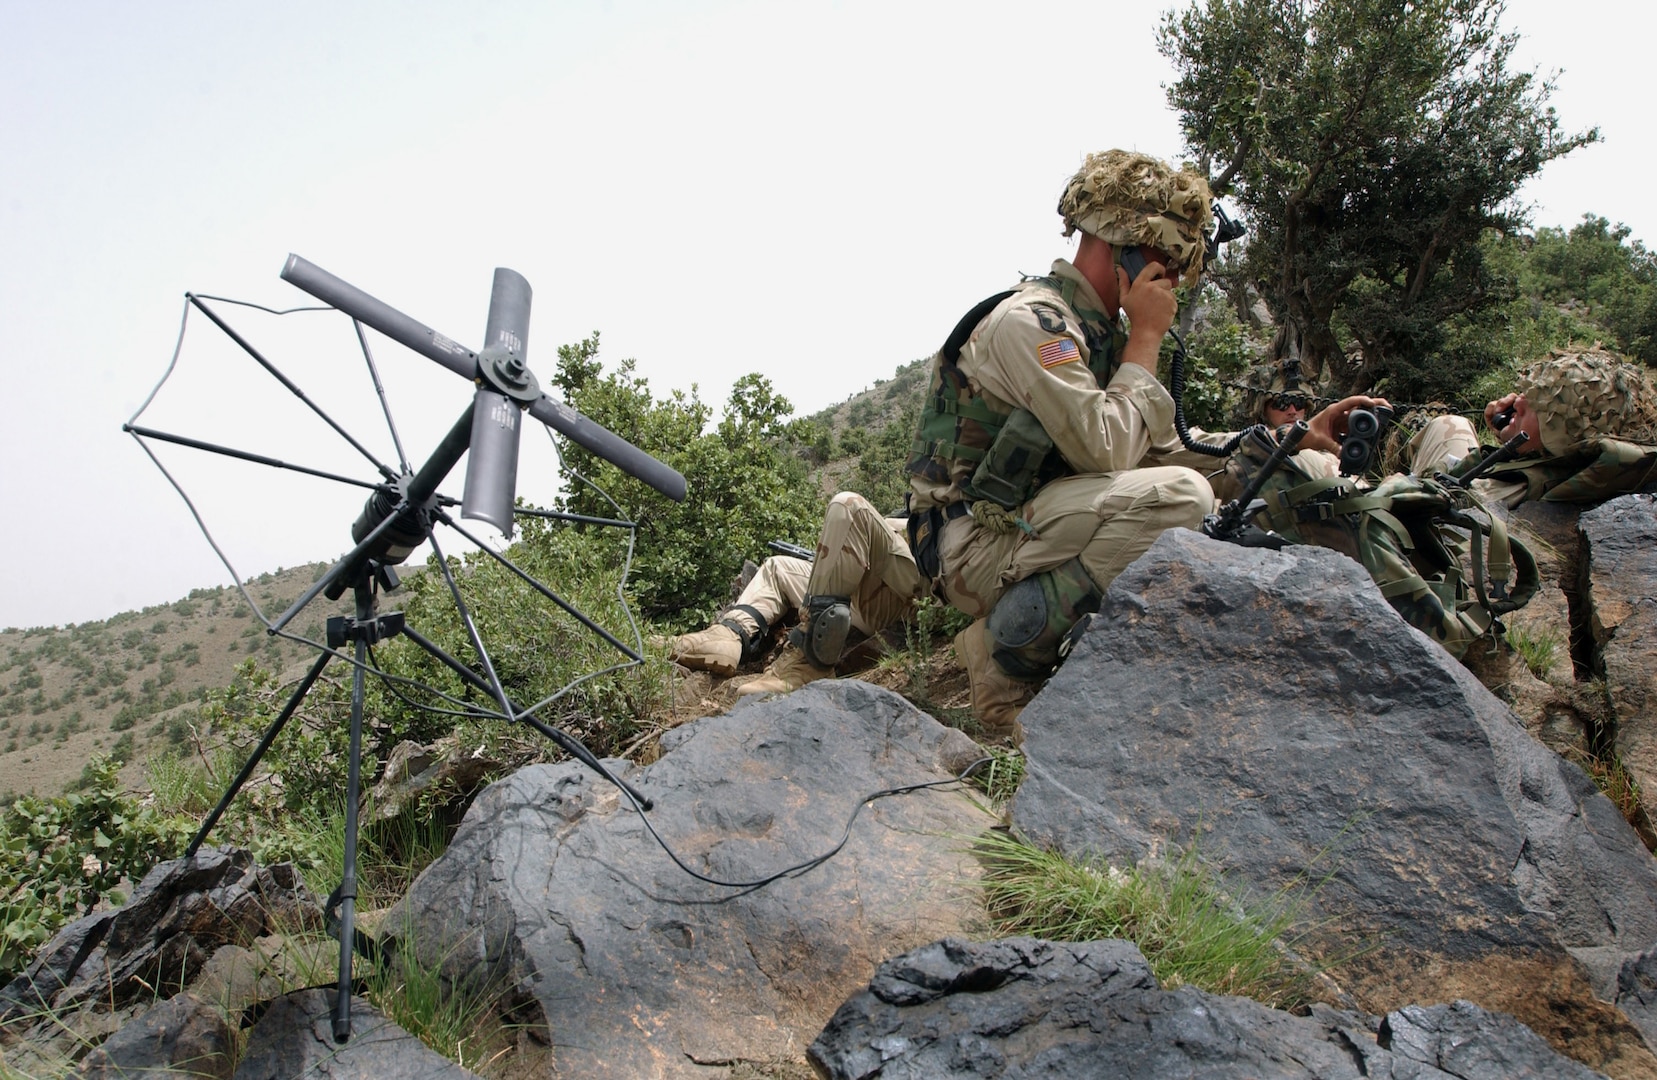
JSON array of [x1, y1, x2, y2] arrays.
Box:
[[724, 492, 923, 639], [1407, 415, 1527, 508], [808, 492, 925, 635], [935, 467, 1214, 619]]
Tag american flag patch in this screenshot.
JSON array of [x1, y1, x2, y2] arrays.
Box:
[[1036, 337, 1079, 368]]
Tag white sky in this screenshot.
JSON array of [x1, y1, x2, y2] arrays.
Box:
[[2, 0, 1650, 630]]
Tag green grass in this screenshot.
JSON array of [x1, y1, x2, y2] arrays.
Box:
[[974, 831, 1316, 1007], [363, 921, 518, 1074], [965, 746, 1025, 805], [1567, 746, 1646, 832], [1507, 624, 1562, 680]]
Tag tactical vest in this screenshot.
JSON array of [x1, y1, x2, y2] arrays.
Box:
[[904, 276, 1123, 505], [1226, 429, 1539, 661]]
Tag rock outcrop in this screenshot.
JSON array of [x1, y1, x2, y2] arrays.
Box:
[[0, 846, 319, 1072], [1010, 528, 1657, 1076], [384, 679, 995, 1078], [232, 989, 480, 1080], [810, 936, 1609, 1079], [1580, 495, 1657, 828], [74, 991, 234, 1080]]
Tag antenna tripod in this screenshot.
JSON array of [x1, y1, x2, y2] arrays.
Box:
[[182, 553, 653, 1042], [134, 256, 687, 1044]]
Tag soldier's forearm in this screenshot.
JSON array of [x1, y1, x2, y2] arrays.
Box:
[[1120, 332, 1162, 373]]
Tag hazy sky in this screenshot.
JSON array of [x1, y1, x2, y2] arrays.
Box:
[[2, 0, 1649, 630]]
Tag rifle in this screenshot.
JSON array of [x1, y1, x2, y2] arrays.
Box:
[[1441, 431, 1531, 489], [1202, 421, 1308, 547], [766, 539, 815, 562]]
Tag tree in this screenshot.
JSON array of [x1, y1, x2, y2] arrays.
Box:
[[1525, 216, 1657, 363], [550, 334, 822, 625], [1159, 0, 1597, 399]]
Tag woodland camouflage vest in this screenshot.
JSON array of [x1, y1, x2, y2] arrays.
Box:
[[1464, 437, 1657, 503], [904, 275, 1124, 508]]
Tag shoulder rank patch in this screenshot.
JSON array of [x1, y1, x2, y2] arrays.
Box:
[[1036, 337, 1080, 369], [1033, 305, 1067, 334]]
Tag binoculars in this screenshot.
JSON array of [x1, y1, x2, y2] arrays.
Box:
[[1339, 405, 1394, 476]]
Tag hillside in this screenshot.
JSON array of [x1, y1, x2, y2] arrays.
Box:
[[0, 565, 355, 797]]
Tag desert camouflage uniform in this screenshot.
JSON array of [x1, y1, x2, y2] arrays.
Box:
[[909, 258, 1216, 621], [807, 493, 925, 637], [674, 494, 921, 680], [904, 150, 1219, 739]]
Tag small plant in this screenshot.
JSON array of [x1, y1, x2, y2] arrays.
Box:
[[974, 831, 1314, 1007], [877, 596, 972, 725], [1507, 624, 1562, 680], [364, 917, 518, 1072], [1567, 746, 1647, 836], [965, 746, 1025, 805], [0, 757, 193, 981]]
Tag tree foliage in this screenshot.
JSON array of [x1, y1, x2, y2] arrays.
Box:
[[1160, 0, 1598, 399], [1521, 216, 1657, 363], [550, 334, 822, 626]]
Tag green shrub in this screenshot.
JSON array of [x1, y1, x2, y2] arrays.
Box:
[[549, 335, 821, 629], [0, 758, 192, 981]]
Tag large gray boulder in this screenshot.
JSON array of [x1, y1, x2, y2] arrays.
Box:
[[386, 679, 994, 1078], [74, 992, 233, 1079], [1580, 495, 1657, 833], [1010, 528, 1657, 1077], [809, 936, 1607, 1079]]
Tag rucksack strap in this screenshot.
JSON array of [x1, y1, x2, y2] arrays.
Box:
[[942, 290, 1017, 365]]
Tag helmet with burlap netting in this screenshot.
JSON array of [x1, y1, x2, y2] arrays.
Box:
[[1516, 348, 1657, 455], [1239, 359, 1315, 424], [1058, 150, 1213, 288]]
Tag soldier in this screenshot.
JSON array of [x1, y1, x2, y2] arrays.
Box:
[[1237, 359, 1340, 479], [669, 492, 925, 696], [905, 150, 1379, 743], [1406, 348, 1657, 506]]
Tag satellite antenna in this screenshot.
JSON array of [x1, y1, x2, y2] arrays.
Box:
[[124, 256, 686, 1043]]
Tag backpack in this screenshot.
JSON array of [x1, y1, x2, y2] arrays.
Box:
[[1222, 430, 1539, 660]]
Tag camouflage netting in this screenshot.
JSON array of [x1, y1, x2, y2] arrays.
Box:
[[1058, 150, 1212, 288], [1226, 359, 1333, 428], [1518, 347, 1657, 455]]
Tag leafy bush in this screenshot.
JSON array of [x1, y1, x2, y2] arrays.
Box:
[[849, 399, 921, 516], [0, 758, 192, 981], [550, 334, 821, 628]]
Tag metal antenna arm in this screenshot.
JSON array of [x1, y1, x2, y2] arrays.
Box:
[[280, 255, 688, 502]]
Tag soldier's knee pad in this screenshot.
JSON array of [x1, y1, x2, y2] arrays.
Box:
[[799, 595, 852, 668], [985, 558, 1103, 679]]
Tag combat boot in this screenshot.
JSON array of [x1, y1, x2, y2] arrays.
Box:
[[736, 643, 834, 697], [668, 623, 742, 677], [954, 618, 1036, 746]]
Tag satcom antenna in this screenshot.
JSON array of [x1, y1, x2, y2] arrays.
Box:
[[125, 256, 686, 1044]]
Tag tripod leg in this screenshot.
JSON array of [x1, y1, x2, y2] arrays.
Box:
[[332, 635, 369, 1043], [185, 650, 332, 858]]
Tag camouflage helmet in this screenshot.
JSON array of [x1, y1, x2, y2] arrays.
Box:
[[1058, 150, 1214, 288], [1242, 359, 1310, 423], [1516, 348, 1657, 455]]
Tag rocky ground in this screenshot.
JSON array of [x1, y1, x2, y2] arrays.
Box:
[[10, 498, 1657, 1078]]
